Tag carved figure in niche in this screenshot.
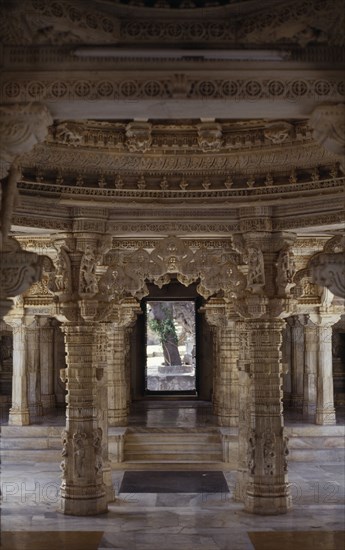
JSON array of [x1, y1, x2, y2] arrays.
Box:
[[54, 250, 70, 292], [93, 427, 103, 475], [55, 123, 83, 146], [79, 245, 98, 295], [73, 432, 87, 478], [126, 122, 152, 153], [263, 430, 276, 476], [61, 430, 69, 457], [247, 247, 265, 293], [276, 246, 296, 296], [283, 435, 289, 473], [197, 122, 223, 152], [247, 429, 256, 475]]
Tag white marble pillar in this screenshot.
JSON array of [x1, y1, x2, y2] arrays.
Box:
[[303, 319, 318, 419], [95, 324, 114, 503], [216, 320, 240, 427], [286, 315, 305, 412], [39, 317, 56, 412], [244, 319, 291, 515], [27, 316, 43, 418], [6, 316, 30, 425], [235, 320, 251, 502], [107, 323, 128, 426], [315, 320, 338, 425], [60, 323, 107, 516]]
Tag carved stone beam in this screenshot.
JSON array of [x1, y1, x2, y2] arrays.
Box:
[[309, 104, 345, 170]]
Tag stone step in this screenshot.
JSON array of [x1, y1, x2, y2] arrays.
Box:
[[0, 426, 63, 462], [288, 436, 345, 449], [125, 439, 220, 452], [288, 448, 344, 462], [124, 428, 223, 464], [1, 449, 62, 462], [125, 450, 223, 461]]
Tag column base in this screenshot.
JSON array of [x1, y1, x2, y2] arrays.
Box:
[[59, 484, 108, 516], [244, 482, 292, 515], [8, 408, 30, 426], [108, 411, 128, 427], [316, 409, 336, 425], [218, 412, 239, 427]]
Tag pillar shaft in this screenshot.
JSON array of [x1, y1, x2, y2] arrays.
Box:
[[27, 318, 43, 418], [216, 322, 239, 427], [316, 324, 336, 425], [108, 324, 128, 426], [60, 323, 107, 516], [244, 319, 291, 515], [40, 318, 56, 411], [7, 318, 30, 425], [303, 322, 318, 419], [288, 316, 305, 411]]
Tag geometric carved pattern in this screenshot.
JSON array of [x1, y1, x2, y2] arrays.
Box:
[[2, 77, 343, 103]]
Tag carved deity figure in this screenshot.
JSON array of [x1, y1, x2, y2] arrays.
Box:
[[276, 246, 296, 295], [79, 245, 98, 295], [247, 247, 265, 293]]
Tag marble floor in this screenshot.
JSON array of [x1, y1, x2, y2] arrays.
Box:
[[1, 400, 344, 549]]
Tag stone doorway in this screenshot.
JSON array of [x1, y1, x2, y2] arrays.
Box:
[[130, 280, 213, 402]]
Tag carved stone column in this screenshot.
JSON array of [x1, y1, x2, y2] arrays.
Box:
[[244, 319, 291, 515], [303, 318, 318, 419], [205, 299, 239, 427], [308, 313, 341, 425], [94, 323, 114, 503], [286, 315, 305, 412], [27, 316, 43, 418], [234, 209, 296, 515], [39, 317, 56, 412], [107, 299, 140, 427], [235, 320, 251, 502], [49, 227, 111, 516], [60, 322, 107, 515], [5, 313, 30, 426]]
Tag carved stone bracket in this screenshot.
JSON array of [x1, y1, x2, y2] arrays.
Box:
[[309, 104, 345, 167], [307, 236, 345, 299]]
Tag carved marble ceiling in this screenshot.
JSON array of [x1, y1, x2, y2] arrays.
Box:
[[1, 0, 344, 237]]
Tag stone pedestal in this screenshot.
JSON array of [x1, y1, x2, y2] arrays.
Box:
[[59, 324, 107, 516]]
